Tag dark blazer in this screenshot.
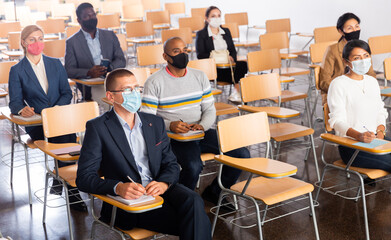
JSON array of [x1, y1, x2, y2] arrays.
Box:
[[65, 29, 126, 79], [195, 26, 237, 61], [76, 110, 179, 195], [8, 55, 72, 115]]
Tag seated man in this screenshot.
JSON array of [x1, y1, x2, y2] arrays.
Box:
[[141, 37, 250, 206], [76, 69, 211, 240], [65, 2, 126, 105]]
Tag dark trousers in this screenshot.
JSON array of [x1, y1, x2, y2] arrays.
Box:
[[170, 129, 250, 195], [103, 183, 212, 240], [216, 60, 248, 84], [27, 126, 77, 168], [76, 83, 92, 101], [338, 137, 391, 172]]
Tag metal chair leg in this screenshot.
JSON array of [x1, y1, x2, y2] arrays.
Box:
[[63, 182, 74, 240], [42, 173, 49, 224], [23, 144, 32, 206], [10, 138, 15, 188], [211, 191, 225, 237], [309, 193, 320, 240], [357, 174, 370, 240], [310, 134, 320, 182]]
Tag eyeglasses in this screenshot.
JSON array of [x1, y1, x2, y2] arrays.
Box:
[[110, 86, 143, 94]]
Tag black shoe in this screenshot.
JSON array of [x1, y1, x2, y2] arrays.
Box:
[[68, 188, 88, 212], [49, 179, 63, 195], [202, 186, 236, 212]]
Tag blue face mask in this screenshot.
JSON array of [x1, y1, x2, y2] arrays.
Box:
[[121, 90, 141, 113], [349, 58, 372, 75]]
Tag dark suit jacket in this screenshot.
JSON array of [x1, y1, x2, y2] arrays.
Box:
[[195, 26, 237, 62], [64, 29, 126, 79], [76, 110, 179, 219], [8, 55, 72, 129]]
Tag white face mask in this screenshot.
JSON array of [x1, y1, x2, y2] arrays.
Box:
[[209, 17, 222, 28], [349, 58, 372, 75]]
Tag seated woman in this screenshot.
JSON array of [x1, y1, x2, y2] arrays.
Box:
[[328, 39, 391, 171], [319, 12, 376, 105], [8, 25, 86, 211], [195, 6, 248, 102]]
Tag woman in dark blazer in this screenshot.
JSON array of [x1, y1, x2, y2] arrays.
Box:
[[8, 25, 86, 211], [195, 6, 248, 102]]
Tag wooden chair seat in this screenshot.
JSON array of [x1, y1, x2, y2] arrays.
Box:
[[121, 18, 143, 23], [20, 134, 37, 149], [238, 105, 300, 118], [280, 53, 298, 60], [280, 48, 309, 56], [0, 53, 10, 61], [217, 81, 232, 86], [44, 35, 60, 40], [0, 45, 7, 51], [280, 67, 310, 77], [118, 227, 158, 240], [268, 90, 307, 103], [280, 76, 295, 83], [201, 153, 215, 162], [0, 89, 7, 98], [0, 39, 8, 44], [68, 79, 76, 86], [34, 140, 80, 162], [333, 160, 389, 179], [231, 176, 314, 205], [53, 164, 78, 187], [269, 122, 314, 142], [215, 102, 239, 116], [126, 38, 157, 44], [3, 51, 24, 58], [214, 154, 297, 179], [153, 25, 170, 30], [211, 89, 222, 95]]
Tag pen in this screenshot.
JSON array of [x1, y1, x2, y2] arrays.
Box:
[[24, 100, 30, 108], [363, 126, 371, 132], [127, 175, 137, 185]]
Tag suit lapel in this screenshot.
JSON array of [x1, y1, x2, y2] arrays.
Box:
[[139, 113, 158, 177], [21, 57, 48, 98], [98, 29, 108, 59], [76, 30, 95, 66], [42, 55, 54, 97], [104, 110, 139, 174]]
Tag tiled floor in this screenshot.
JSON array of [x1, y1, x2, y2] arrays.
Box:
[[1, 53, 391, 240]]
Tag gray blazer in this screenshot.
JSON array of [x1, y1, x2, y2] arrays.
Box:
[[65, 29, 126, 79]]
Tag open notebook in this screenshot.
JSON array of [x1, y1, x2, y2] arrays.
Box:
[[12, 114, 42, 121], [107, 194, 155, 206], [177, 130, 204, 137]]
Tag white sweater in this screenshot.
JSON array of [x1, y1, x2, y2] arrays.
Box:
[[327, 74, 388, 137]]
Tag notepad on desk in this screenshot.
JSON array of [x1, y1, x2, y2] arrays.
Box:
[[381, 88, 391, 94], [81, 77, 105, 82], [12, 114, 42, 122], [107, 194, 155, 206], [50, 145, 81, 155], [352, 139, 389, 149], [178, 130, 204, 137]]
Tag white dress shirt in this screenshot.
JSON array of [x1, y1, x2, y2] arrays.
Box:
[[208, 25, 227, 51], [27, 55, 49, 94]]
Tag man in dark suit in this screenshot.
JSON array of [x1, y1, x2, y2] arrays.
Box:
[[65, 2, 126, 101], [76, 69, 212, 240]]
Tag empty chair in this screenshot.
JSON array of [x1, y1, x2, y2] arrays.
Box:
[[191, 7, 207, 18], [121, 4, 144, 23], [97, 13, 121, 30], [164, 2, 185, 15], [36, 19, 66, 39], [136, 44, 165, 70], [146, 10, 170, 30], [66, 26, 80, 39], [43, 39, 66, 59], [161, 28, 192, 45], [100, 1, 122, 15], [178, 16, 204, 34], [141, 0, 161, 11], [0, 61, 18, 104], [0, 22, 21, 44], [51, 3, 77, 23], [313, 26, 341, 43], [223, 22, 258, 48], [3, 32, 24, 59]]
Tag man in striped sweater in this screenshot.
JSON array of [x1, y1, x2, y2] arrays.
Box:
[[141, 37, 250, 206]]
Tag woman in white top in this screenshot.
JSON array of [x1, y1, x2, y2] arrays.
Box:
[[195, 6, 248, 102], [328, 39, 391, 171]]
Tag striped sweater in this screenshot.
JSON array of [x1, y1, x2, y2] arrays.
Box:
[[141, 67, 216, 131]]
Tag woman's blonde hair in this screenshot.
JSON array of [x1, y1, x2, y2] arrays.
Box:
[[20, 25, 44, 55]]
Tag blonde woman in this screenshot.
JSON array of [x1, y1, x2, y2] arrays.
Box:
[[8, 25, 86, 211]]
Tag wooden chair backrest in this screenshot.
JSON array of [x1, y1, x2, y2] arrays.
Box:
[[136, 44, 165, 66], [97, 13, 121, 29], [191, 8, 206, 18], [66, 26, 80, 39], [222, 22, 239, 39], [37, 19, 65, 34], [0, 61, 17, 84], [43, 39, 66, 58], [384, 58, 391, 81], [224, 12, 248, 26], [51, 3, 77, 23], [129, 67, 151, 86], [313, 26, 340, 43], [142, 0, 161, 11], [116, 33, 128, 52], [323, 103, 332, 132], [240, 73, 281, 103], [259, 31, 289, 50], [247, 48, 281, 73], [122, 0, 141, 5], [178, 16, 203, 32], [41, 102, 99, 138], [368, 35, 391, 55], [188, 58, 217, 80], [146, 10, 170, 25], [100, 1, 122, 15], [313, 65, 321, 91], [217, 111, 270, 153], [126, 21, 154, 38], [122, 4, 144, 19], [164, 2, 185, 15], [309, 41, 336, 64], [0, 22, 21, 38], [161, 27, 192, 45], [266, 18, 291, 33], [8, 32, 21, 50]]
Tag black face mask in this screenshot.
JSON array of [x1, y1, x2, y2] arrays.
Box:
[[81, 18, 98, 32], [166, 52, 189, 69], [343, 29, 360, 41]]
